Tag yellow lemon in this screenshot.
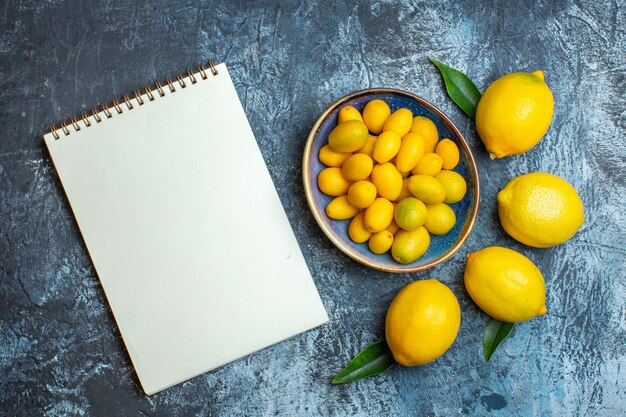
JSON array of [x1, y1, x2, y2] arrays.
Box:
[[497, 172, 585, 248], [317, 167, 351, 196], [412, 153, 443, 176], [318, 145, 351, 167], [424, 203, 456, 235], [338, 105, 363, 124], [394, 197, 427, 231], [372, 131, 402, 163], [362, 99, 391, 134], [391, 227, 430, 264], [364, 197, 394, 233], [395, 132, 425, 172], [410, 116, 439, 153], [348, 211, 371, 243], [371, 163, 403, 201], [328, 120, 369, 153], [357, 135, 377, 157], [326, 195, 359, 220], [341, 153, 373, 181], [383, 108, 413, 136], [407, 175, 446, 204], [369, 230, 394, 254], [435, 170, 467, 204], [386, 279, 460, 365], [476, 71, 554, 158], [347, 180, 377, 209], [464, 246, 547, 322], [435, 139, 460, 170]]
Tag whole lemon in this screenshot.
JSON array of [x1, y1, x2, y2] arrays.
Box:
[[476, 71, 554, 158], [395, 132, 425, 172], [498, 172, 585, 248], [348, 212, 372, 243], [318, 145, 351, 167], [371, 163, 403, 201], [364, 197, 394, 233], [435, 170, 467, 204], [328, 120, 369, 153], [424, 203, 456, 235], [394, 197, 427, 231], [412, 152, 443, 176], [410, 116, 439, 153], [407, 175, 446, 204], [342, 153, 373, 181], [464, 246, 547, 322], [338, 105, 363, 124], [391, 227, 430, 264], [383, 108, 413, 137], [326, 195, 359, 220], [386, 279, 460, 366], [369, 230, 394, 254], [372, 131, 401, 163], [362, 99, 391, 134], [347, 180, 377, 208], [435, 139, 460, 170], [317, 167, 351, 196]]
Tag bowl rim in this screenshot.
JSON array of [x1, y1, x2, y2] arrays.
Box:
[[302, 87, 480, 273]]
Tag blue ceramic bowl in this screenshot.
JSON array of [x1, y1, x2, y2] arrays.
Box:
[[303, 88, 480, 273]]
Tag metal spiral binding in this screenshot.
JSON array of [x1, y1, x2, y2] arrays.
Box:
[[49, 60, 219, 140]]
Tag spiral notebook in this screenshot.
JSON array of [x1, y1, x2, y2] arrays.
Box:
[[43, 62, 328, 395]]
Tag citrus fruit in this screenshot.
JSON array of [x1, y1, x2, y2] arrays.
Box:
[[369, 230, 394, 254], [362, 99, 391, 134], [371, 163, 403, 201], [319, 144, 351, 167], [498, 172, 584, 247], [317, 167, 351, 196], [386, 279, 460, 365], [347, 180, 377, 208], [342, 153, 373, 181], [435, 139, 459, 170], [348, 212, 371, 243], [372, 131, 401, 163], [464, 246, 547, 322], [410, 116, 438, 153], [424, 203, 456, 235], [407, 175, 446, 204], [383, 108, 413, 136], [395, 132, 425, 172], [338, 105, 363, 124], [326, 195, 359, 220], [475, 71, 554, 158], [328, 120, 369, 152], [412, 152, 443, 176], [391, 227, 430, 264], [363, 197, 394, 233], [394, 197, 427, 231], [435, 170, 467, 204]]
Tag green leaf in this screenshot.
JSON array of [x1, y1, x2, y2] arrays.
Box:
[[429, 57, 482, 119], [483, 318, 515, 362], [332, 339, 396, 384]]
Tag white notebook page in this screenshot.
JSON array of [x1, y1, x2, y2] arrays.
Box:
[[44, 63, 328, 395]]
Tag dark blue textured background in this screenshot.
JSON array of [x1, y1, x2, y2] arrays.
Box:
[[1, 1, 624, 415]]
